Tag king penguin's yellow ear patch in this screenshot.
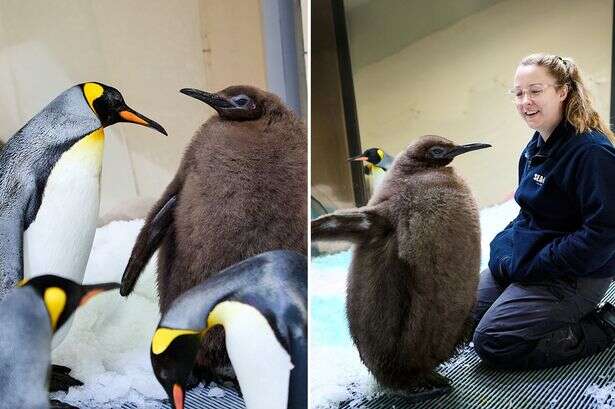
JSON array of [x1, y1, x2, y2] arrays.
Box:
[[44, 287, 66, 331], [83, 83, 104, 111], [377, 149, 384, 160], [151, 328, 200, 355]]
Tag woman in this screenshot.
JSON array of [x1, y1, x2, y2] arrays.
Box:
[[472, 53, 615, 369]]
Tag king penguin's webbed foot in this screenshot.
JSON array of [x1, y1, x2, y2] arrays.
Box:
[[49, 399, 79, 408], [49, 364, 83, 393], [388, 371, 452, 403], [192, 365, 242, 396]]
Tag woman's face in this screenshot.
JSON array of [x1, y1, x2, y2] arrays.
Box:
[[513, 64, 567, 136]]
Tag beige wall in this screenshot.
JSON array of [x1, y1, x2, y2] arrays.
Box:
[[0, 0, 267, 218], [312, 0, 357, 211], [350, 0, 612, 207]]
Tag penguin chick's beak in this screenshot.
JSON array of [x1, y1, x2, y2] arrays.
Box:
[[445, 143, 491, 159], [347, 155, 369, 162], [173, 384, 185, 409], [179, 88, 234, 113], [118, 107, 168, 136]]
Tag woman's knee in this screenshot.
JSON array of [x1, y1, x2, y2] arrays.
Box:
[[472, 329, 532, 369]]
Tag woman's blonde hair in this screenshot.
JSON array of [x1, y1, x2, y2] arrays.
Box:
[[519, 53, 615, 143]]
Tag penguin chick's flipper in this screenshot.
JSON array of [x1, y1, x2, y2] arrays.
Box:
[[121, 175, 182, 296], [49, 364, 83, 393], [311, 208, 389, 242]]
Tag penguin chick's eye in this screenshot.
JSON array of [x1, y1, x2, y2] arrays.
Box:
[[232, 95, 252, 108], [429, 147, 445, 157]]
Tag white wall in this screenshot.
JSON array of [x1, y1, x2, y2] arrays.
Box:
[[0, 0, 269, 218], [350, 0, 612, 207]]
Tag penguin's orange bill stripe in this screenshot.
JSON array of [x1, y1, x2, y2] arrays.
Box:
[[173, 384, 184, 409], [119, 110, 148, 125], [350, 156, 368, 161], [80, 289, 103, 306]]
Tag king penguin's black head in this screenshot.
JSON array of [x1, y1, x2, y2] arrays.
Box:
[[179, 85, 279, 121], [151, 331, 202, 409], [348, 148, 384, 166], [80, 82, 167, 135], [402, 135, 491, 168], [19, 275, 120, 333]]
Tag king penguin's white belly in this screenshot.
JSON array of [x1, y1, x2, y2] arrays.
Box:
[[211, 301, 294, 409], [23, 129, 104, 282]]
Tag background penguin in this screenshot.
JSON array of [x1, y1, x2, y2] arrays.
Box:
[[348, 147, 395, 196], [149, 250, 306, 409], [0, 275, 120, 409], [120, 85, 306, 378], [312, 135, 490, 398], [348, 147, 394, 173]]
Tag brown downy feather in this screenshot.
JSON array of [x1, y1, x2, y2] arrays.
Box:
[[134, 85, 306, 377], [312, 135, 484, 390]]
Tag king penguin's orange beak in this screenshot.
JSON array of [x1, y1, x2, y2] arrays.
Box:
[[118, 107, 168, 136], [173, 383, 185, 409]]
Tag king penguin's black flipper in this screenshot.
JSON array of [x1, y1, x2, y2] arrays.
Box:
[[311, 207, 389, 243], [49, 399, 79, 409], [49, 364, 83, 392], [120, 175, 182, 296]]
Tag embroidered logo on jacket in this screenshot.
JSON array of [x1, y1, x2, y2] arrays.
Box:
[[533, 173, 545, 185]]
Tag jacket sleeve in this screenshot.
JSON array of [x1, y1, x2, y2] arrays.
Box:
[[518, 144, 615, 279], [487, 151, 525, 283]]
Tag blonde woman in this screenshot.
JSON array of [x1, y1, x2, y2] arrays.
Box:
[[472, 53, 615, 368]]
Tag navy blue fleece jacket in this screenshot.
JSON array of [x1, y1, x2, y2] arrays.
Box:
[[489, 120, 615, 282]]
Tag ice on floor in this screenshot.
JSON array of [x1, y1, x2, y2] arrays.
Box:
[[49, 219, 167, 407], [585, 382, 614, 409]]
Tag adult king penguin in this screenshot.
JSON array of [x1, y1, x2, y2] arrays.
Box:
[[0, 82, 166, 298], [348, 147, 395, 196], [312, 135, 490, 398], [348, 147, 394, 173], [0, 275, 120, 409], [120, 85, 306, 378], [150, 250, 307, 409], [0, 82, 165, 390]]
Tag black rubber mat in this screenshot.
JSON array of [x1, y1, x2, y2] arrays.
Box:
[[120, 384, 245, 409], [339, 282, 615, 409]]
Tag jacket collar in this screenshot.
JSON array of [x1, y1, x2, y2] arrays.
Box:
[[525, 120, 575, 164]]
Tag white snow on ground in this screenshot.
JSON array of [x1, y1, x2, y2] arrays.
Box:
[[586, 382, 615, 409], [49, 219, 166, 408]]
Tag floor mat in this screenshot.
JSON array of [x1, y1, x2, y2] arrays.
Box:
[[338, 283, 615, 409]]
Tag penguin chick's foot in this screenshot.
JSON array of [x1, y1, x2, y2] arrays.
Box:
[[387, 371, 452, 403], [49, 364, 83, 392]]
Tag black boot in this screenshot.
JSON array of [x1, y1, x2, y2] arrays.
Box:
[[593, 302, 615, 341]]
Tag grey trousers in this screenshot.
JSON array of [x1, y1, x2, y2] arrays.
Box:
[[472, 268, 612, 369]]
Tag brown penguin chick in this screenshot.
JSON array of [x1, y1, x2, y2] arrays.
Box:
[[120, 85, 306, 379], [312, 135, 490, 394]]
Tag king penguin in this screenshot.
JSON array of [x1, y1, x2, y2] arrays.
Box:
[[312, 136, 490, 398], [120, 85, 306, 379], [0, 82, 166, 342], [348, 147, 394, 173], [0, 275, 120, 409], [348, 147, 394, 196], [150, 250, 306, 409]]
